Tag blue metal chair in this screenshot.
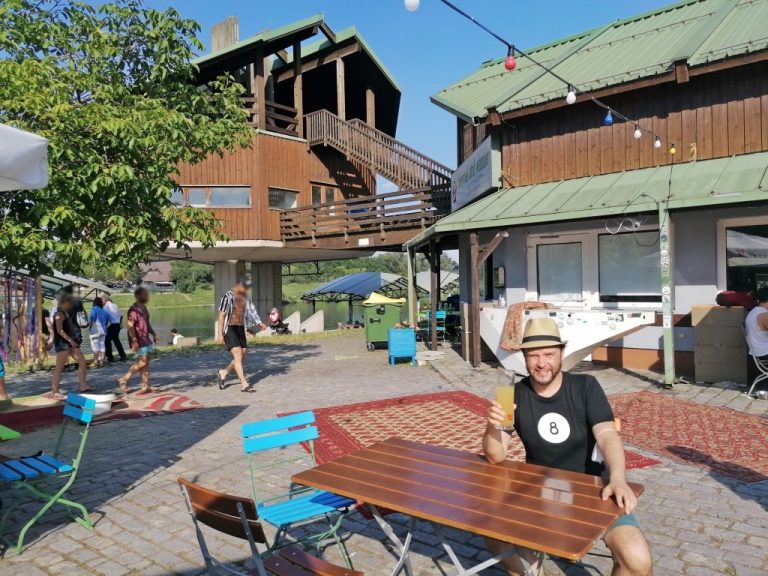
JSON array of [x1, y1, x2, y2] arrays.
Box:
[[0, 393, 96, 553], [435, 310, 448, 345], [241, 411, 356, 567]]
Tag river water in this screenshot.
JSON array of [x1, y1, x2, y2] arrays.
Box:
[[137, 301, 365, 342]]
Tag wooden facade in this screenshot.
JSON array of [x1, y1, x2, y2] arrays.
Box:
[[177, 132, 375, 241], [459, 61, 768, 187]]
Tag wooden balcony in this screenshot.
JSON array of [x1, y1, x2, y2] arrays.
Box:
[[280, 184, 451, 249], [242, 97, 299, 137]]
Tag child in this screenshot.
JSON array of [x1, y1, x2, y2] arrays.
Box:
[[169, 328, 184, 346], [0, 354, 8, 402]]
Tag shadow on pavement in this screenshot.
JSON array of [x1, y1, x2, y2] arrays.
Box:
[[0, 403, 249, 557], [667, 445, 768, 511]]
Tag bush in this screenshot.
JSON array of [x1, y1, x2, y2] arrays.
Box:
[[170, 262, 213, 293]]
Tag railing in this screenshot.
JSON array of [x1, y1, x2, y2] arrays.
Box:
[[281, 184, 451, 242], [242, 97, 299, 137], [305, 109, 453, 190]]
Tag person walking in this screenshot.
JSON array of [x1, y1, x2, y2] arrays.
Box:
[[88, 297, 109, 367], [117, 287, 158, 395], [216, 278, 266, 392], [102, 294, 127, 362], [47, 294, 92, 401]]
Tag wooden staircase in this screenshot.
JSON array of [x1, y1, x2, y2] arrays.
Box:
[[280, 110, 452, 249]]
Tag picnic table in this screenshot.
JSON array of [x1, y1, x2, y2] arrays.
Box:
[[0, 424, 20, 442], [292, 437, 644, 576]]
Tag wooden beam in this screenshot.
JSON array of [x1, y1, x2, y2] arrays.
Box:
[[275, 49, 289, 64], [365, 86, 376, 128], [429, 238, 439, 351], [478, 231, 509, 266], [469, 232, 481, 367], [336, 57, 346, 121], [675, 60, 689, 84], [293, 40, 303, 138], [254, 46, 266, 130], [272, 42, 360, 82], [318, 21, 336, 43]]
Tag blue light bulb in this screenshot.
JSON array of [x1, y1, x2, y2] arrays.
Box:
[[603, 110, 614, 126]]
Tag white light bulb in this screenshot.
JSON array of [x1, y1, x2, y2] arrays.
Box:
[[565, 90, 576, 105], [404, 0, 420, 11], [654, 137, 662, 149], [633, 127, 642, 140]]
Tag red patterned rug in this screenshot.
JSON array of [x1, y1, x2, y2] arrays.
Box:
[[610, 390, 768, 484], [302, 391, 659, 470], [0, 392, 201, 432]]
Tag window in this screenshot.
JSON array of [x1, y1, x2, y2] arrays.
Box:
[[170, 187, 184, 206], [178, 186, 251, 208], [268, 187, 298, 209], [311, 184, 338, 207], [186, 187, 207, 207], [537, 243, 583, 302], [725, 223, 768, 292], [598, 232, 662, 302], [210, 186, 250, 207]]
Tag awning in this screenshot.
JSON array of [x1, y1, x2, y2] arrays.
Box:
[[362, 292, 406, 306], [415, 270, 459, 294], [301, 272, 426, 303], [407, 151, 768, 248], [1, 267, 111, 300], [0, 124, 48, 191]]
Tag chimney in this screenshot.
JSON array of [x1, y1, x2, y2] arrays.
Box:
[[211, 16, 239, 52]]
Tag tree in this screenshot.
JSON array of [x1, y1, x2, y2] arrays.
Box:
[[170, 261, 213, 293], [0, 0, 250, 274]]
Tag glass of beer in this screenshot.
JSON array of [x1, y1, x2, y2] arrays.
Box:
[[496, 369, 516, 431]]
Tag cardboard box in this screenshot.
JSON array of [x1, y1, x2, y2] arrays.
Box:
[[694, 326, 747, 348], [694, 360, 747, 384], [691, 305, 746, 327]]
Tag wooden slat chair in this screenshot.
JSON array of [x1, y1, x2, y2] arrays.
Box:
[[241, 412, 356, 568], [0, 393, 96, 553], [178, 478, 363, 576]]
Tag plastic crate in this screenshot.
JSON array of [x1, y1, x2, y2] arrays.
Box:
[[388, 328, 416, 366]]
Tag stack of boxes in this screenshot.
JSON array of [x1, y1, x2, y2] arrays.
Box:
[[692, 305, 747, 384]]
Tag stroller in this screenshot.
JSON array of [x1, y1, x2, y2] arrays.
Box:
[[268, 307, 291, 335]]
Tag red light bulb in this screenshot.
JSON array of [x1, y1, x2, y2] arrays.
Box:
[[504, 55, 516, 71]]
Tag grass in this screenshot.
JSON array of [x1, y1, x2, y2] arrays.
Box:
[[108, 282, 319, 309]]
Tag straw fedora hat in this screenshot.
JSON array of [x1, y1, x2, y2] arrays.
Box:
[[519, 317, 567, 349]]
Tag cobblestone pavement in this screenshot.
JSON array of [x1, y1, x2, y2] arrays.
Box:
[[1, 333, 767, 576]]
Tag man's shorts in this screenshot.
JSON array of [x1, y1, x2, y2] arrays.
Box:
[[90, 334, 106, 353], [605, 512, 640, 535], [224, 326, 248, 350], [0, 357, 5, 379], [136, 344, 154, 358]]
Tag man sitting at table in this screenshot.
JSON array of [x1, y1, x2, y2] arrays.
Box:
[[483, 317, 651, 576]]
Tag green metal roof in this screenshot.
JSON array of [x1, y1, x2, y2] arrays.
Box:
[[270, 26, 401, 92], [407, 152, 768, 246], [432, 0, 768, 121], [193, 13, 326, 67]]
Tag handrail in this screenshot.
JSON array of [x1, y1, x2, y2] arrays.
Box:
[[305, 109, 453, 190]]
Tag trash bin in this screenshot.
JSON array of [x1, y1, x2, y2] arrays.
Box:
[[363, 292, 406, 351]]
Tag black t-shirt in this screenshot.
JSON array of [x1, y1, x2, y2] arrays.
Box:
[[513, 372, 614, 476]]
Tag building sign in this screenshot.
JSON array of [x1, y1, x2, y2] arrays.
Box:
[[451, 135, 501, 211]]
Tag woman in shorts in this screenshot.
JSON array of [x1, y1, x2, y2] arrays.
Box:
[[47, 294, 91, 400]]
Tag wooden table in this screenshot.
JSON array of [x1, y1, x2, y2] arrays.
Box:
[[0, 425, 20, 442], [292, 437, 644, 576]]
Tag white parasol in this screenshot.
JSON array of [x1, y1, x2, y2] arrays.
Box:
[[0, 123, 49, 191]]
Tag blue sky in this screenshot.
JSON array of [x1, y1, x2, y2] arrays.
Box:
[[142, 0, 674, 167]]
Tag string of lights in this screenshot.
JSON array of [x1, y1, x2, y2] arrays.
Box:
[[404, 0, 673, 152]]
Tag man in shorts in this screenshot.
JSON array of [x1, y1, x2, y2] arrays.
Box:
[[117, 287, 158, 395], [0, 354, 7, 402], [483, 318, 651, 576], [216, 278, 266, 392]]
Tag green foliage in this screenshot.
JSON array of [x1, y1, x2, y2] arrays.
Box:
[[170, 261, 213, 293], [0, 0, 251, 274]]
